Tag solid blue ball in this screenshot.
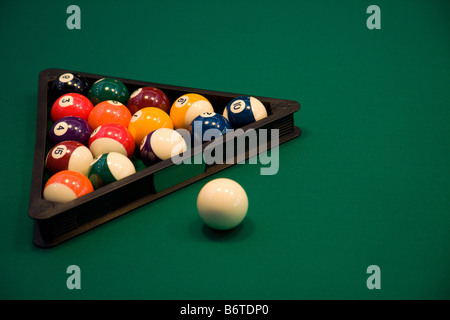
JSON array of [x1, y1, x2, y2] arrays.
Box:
[[188, 112, 232, 146]]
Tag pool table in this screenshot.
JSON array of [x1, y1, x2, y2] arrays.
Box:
[[1, 0, 449, 302]]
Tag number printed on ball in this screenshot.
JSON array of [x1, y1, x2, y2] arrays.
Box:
[[201, 112, 216, 117], [52, 146, 67, 159], [175, 96, 189, 107], [130, 110, 142, 122], [130, 88, 142, 99], [59, 96, 74, 107], [90, 126, 101, 138], [230, 100, 246, 113], [54, 122, 68, 136], [59, 73, 74, 83]]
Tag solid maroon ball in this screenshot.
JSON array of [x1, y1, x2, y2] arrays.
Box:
[[128, 87, 170, 115]]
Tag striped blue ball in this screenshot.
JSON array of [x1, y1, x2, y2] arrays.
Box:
[[223, 96, 268, 128]]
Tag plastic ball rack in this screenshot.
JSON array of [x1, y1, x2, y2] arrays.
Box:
[[29, 69, 302, 248]]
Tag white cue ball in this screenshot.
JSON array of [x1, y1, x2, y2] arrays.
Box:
[[197, 178, 248, 230]]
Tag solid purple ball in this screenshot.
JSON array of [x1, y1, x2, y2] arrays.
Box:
[[48, 116, 93, 146]]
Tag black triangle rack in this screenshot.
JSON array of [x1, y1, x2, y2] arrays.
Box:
[[29, 68, 302, 248]]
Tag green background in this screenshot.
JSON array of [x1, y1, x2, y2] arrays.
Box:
[[1, 0, 449, 300]]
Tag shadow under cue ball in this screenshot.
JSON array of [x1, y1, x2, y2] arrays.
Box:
[[197, 178, 248, 231]]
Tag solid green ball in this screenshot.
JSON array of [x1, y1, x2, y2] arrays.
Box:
[[88, 78, 130, 106]]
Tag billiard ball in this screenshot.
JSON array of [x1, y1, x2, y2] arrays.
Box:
[[128, 87, 170, 115], [87, 78, 130, 105], [43, 170, 94, 203], [170, 93, 214, 129], [89, 123, 135, 158], [197, 178, 248, 230], [88, 152, 136, 189], [128, 107, 173, 145], [50, 72, 90, 98], [51, 93, 93, 122], [223, 96, 268, 128], [140, 128, 187, 166], [48, 116, 93, 146], [88, 100, 132, 130], [45, 141, 94, 176], [188, 112, 232, 145]]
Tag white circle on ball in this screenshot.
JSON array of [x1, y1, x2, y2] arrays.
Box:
[[175, 95, 189, 108], [130, 88, 142, 99], [130, 110, 142, 123], [197, 178, 248, 230], [229, 99, 246, 114], [90, 125, 102, 138], [59, 95, 74, 107], [201, 112, 216, 118], [54, 122, 68, 136], [59, 73, 74, 83], [51, 145, 67, 159]]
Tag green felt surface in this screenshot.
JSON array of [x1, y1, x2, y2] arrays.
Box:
[[1, 0, 449, 299]]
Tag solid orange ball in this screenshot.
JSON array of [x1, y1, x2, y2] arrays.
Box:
[[88, 100, 132, 130], [128, 107, 173, 145]]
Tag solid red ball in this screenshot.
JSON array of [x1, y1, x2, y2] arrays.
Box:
[[51, 93, 93, 122]]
